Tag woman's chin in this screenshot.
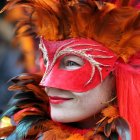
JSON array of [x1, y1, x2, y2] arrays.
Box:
[[51, 116, 75, 123], [51, 114, 83, 123], [50, 113, 97, 125]]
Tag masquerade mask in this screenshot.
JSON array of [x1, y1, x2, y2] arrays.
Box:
[[39, 38, 117, 92]]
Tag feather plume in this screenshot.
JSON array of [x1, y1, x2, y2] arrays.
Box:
[[16, 115, 48, 139], [1, 0, 140, 61], [114, 0, 140, 7], [104, 117, 130, 140], [0, 106, 20, 120], [0, 73, 50, 138]]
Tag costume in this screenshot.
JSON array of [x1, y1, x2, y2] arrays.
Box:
[[0, 0, 140, 140]]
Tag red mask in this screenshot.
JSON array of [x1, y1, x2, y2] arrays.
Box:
[[39, 38, 117, 92]]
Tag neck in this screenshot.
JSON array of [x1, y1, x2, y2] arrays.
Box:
[[69, 113, 101, 129]]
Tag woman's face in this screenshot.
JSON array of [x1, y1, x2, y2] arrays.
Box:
[[45, 55, 115, 124]]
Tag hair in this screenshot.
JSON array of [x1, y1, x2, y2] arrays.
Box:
[[1, 0, 140, 139], [115, 53, 140, 140]]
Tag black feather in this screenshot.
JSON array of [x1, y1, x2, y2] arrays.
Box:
[[104, 121, 113, 137], [110, 132, 119, 140], [14, 79, 35, 86], [114, 117, 131, 140], [11, 98, 43, 107], [13, 91, 36, 100], [10, 73, 42, 85]]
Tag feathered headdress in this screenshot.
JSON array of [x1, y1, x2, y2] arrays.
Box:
[[1, 0, 140, 62]]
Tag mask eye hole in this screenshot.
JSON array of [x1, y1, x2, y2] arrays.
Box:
[[43, 58, 47, 66], [39, 47, 48, 67], [60, 55, 84, 70]]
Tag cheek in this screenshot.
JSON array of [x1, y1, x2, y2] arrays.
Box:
[[49, 76, 115, 123], [74, 86, 112, 113], [76, 93, 103, 112]]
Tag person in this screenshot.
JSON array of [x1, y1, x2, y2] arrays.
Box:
[[0, 0, 140, 140]]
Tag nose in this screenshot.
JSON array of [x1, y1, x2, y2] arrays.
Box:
[[44, 87, 49, 93]]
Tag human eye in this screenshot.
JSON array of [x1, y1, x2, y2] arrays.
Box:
[[65, 60, 81, 67], [60, 55, 84, 70]]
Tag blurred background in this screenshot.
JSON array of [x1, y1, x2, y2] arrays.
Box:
[[0, 1, 40, 114]]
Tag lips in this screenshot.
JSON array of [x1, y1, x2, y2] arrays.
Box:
[[49, 96, 73, 104]]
